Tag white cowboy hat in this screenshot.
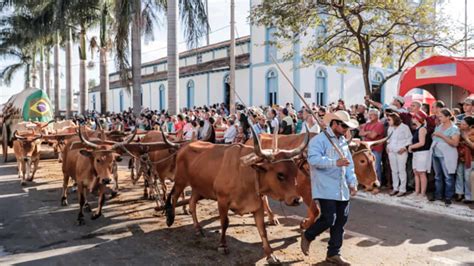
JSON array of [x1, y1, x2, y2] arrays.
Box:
[[323, 110, 359, 129]]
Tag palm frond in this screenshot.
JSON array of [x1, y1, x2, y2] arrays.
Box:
[[0, 62, 24, 85], [179, 0, 209, 49], [113, 0, 132, 85]]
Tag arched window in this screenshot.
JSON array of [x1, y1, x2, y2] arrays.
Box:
[[315, 68, 327, 106], [159, 84, 165, 111], [374, 72, 383, 83], [265, 27, 277, 62], [186, 80, 195, 108], [92, 94, 96, 111], [371, 71, 384, 103], [266, 69, 278, 106], [119, 90, 124, 112]]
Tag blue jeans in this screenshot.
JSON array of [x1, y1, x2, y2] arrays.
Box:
[[373, 151, 383, 184], [456, 163, 472, 200], [304, 199, 350, 257], [432, 156, 455, 200]]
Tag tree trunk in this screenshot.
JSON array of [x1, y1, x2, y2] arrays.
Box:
[[54, 32, 61, 117], [45, 47, 51, 100], [39, 46, 45, 91], [79, 25, 88, 114], [99, 3, 109, 114], [31, 49, 38, 88], [167, 0, 179, 115], [229, 0, 236, 115], [362, 62, 371, 96], [25, 63, 31, 89], [66, 28, 73, 118], [100, 47, 109, 114], [131, 0, 142, 116]]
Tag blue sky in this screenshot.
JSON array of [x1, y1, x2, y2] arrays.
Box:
[[0, 0, 471, 103]]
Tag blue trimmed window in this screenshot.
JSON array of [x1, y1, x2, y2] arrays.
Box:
[[92, 94, 96, 111], [186, 80, 195, 108], [159, 84, 165, 111], [119, 90, 124, 112], [315, 69, 327, 106], [266, 69, 278, 106], [265, 27, 277, 62]]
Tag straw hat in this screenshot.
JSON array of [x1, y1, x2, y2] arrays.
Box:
[[323, 110, 359, 129]]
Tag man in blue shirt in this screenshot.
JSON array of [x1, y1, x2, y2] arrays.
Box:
[[301, 110, 358, 265]]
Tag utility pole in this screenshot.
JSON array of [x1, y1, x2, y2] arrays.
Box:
[[206, 0, 210, 46], [167, 0, 179, 115], [229, 0, 236, 115], [465, 0, 468, 57]]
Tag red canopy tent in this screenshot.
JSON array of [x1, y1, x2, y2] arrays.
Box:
[[398, 56, 474, 107]]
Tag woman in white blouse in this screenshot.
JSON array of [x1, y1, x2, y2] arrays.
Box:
[[386, 113, 413, 197]]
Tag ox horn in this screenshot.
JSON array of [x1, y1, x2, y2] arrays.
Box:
[[14, 130, 26, 140], [32, 133, 43, 141], [281, 123, 310, 158], [159, 124, 181, 149], [79, 126, 100, 149], [361, 132, 393, 149], [248, 119, 273, 161], [111, 128, 137, 150]]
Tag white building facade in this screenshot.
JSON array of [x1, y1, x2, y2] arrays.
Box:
[[89, 2, 399, 113]]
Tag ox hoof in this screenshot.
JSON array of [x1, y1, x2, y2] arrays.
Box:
[[195, 228, 205, 237], [110, 190, 118, 198], [91, 212, 102, 220], [266, 254, 281, 264], [268, 217, 280, 226], [217, 246, 229, 255], [61, 199, 68, 206], [20, 181, 27, 186], [182, 208, 189, 215], [84, 203, 92, 213], [77, 217, 85, 226]]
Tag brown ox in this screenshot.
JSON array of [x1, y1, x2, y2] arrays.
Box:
[[12, 130, 42, 185], [165, 126, 309, 263], [61, 127, 171, 225], [48, 120, 77, 162], [247, 133, 386, 229], [122, 130, 181, 200]]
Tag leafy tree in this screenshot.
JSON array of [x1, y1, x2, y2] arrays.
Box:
[[251, 0, 468, 96]]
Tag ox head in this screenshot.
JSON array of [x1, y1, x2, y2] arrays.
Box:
[[14, 130, 42, 162], [75, 126, 136, 187], [119, 126, 181, 180], [349, 136, 390, 189], [243, 123, 309, 206]]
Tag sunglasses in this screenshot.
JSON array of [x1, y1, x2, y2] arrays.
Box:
[[336, 121, 349, 129]]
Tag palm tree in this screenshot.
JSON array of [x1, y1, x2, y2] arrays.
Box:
[[169, 0, 209, 115], [114, 0, 209, 116], [114, 0, 161, 116], [0, 13, 39, 89]]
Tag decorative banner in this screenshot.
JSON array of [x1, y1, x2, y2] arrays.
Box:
[[416, 63, 457, 79], [22, 90, 53, 122]]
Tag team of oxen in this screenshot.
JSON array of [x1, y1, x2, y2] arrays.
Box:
[[7, 117, 387, 263]]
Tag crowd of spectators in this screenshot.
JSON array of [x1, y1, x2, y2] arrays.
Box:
[[69, 96, 474, 207]]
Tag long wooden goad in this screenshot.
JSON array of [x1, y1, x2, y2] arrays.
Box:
[[269, 54, 345, 159]]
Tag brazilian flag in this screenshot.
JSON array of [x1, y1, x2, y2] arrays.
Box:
[[22, 89, 53, 122]]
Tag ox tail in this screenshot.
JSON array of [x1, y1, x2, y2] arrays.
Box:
[[165, 186, 176, 227]]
